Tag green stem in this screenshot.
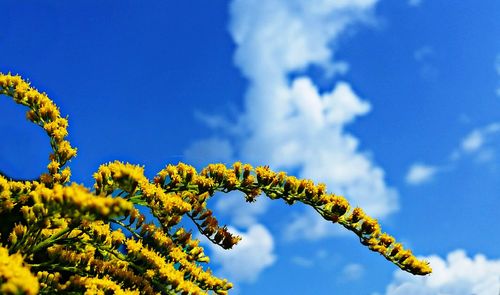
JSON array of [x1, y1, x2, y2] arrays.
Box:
[[31, 226, 73, 253], [110, 219, 141, 240], [127, 195, 148, 206]]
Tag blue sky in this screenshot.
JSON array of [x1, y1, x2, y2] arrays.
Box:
[[1, 1, 500, 294]]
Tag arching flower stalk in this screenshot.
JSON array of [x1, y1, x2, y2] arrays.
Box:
[[0, 73, 431, 295]]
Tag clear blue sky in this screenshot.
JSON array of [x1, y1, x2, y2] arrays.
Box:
[[1, 1, 499, 294]]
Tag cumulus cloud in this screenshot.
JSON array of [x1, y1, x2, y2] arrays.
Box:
[[383, 250, 500, 295], [186, 0, 394, 280], [228, 0, 397, 220], [405, 163, 438, 185], [203, 224, 276, 283]]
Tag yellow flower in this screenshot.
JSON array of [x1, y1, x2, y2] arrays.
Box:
[[0, 246, 39, 295]]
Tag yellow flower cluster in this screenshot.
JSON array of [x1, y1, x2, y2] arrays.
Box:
[[36, 271, 63, 292], [90, 155, 432, 276], [0, 72, 431, 295], [69, 276, 140, 295], [0, 175, 36, 213], [0, 246, 39, 295], [5, 181, 135, 230], [210, 163, 432, 275], [0, 73, 76, 185], [93, 161, 147, 195], [126, 239, 231, 295], [46, 244, 155, 294], [156, 161, 431, 275], [341, 208, 432, 275]]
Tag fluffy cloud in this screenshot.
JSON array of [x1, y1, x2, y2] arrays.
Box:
[[203, 224, 276, 283], [186, 0, 394, 281], [229, 0, 396, 220], [405, 163, 438, 185], [383, 250, 500, 295]]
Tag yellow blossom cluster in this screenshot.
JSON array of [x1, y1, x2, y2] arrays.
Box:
[[0, 73, 76, 186], [0, 72, 431, 295], [69, 276, 140, 295], [0, 246, 39, 295], [161, 162, 431, 275]]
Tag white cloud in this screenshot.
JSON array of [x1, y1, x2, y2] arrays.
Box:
[[341, 263, 365, 281], [462, 130, 484, 152], [186, 0, 394, 278], [408, 0, 423, 7], [228, 0, 397, 220], [230, 0, 378, 81], [384, 250, 500, 295], [456, 123, 500, 158], [405, 163, 438, 185], [204, 224, 276, 283]]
